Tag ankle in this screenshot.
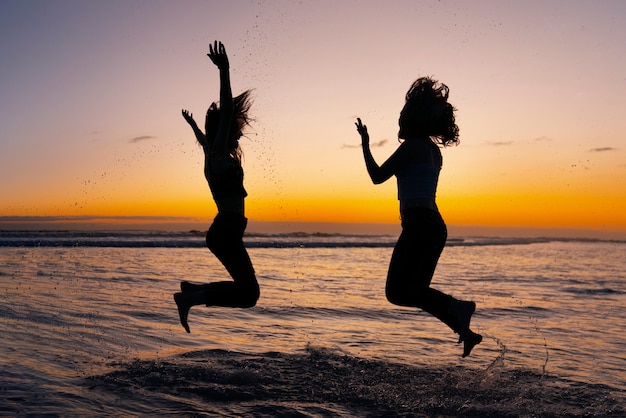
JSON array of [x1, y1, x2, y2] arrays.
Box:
[[448, 299, 476, 334]]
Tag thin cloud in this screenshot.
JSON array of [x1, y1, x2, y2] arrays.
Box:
[[534, 136, 552, 142], [487, 141, 513, 146], [129, 135, 157, 143], [342, 139, 389, 149], [589, 147, 617, 152]]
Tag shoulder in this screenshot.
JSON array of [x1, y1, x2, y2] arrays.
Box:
[[400, 138, 428, 157], [403, 138, 442, 164]]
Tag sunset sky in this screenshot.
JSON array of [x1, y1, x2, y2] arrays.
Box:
[[1, 0, 625, 237]]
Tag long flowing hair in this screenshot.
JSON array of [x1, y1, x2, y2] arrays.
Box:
[[400, 77, 459, 146], [205, 90, 253, 163]]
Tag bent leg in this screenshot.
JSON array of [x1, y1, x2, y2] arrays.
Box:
[[205, 213, 259, 307], [385, 210, 481, 356], [386, 209, 471, 331]]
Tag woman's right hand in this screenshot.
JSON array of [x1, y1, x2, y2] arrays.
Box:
[[355, 118, 369, 146]]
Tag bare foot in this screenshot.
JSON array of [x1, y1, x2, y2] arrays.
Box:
[[174, 292, 191, 333], [450, 300, 481, 357], [459, 331, 482, 358]]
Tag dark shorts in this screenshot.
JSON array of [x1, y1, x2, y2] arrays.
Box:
[[206, 212, 248, 245]]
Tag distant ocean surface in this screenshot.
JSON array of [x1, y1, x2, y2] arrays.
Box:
[[1, 230, 625, 416]]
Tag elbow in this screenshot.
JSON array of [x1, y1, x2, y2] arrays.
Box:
[[366, 166, 390, 185], [369, 173, 388, 184]]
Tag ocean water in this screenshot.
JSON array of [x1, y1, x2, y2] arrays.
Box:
[[0, 231, 624, 417]]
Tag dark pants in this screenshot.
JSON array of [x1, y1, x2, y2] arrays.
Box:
[[204, 212, 259, 308], [385, 208, 458, 331]]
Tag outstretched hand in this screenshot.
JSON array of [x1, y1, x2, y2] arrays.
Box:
[[207, 40, 229, 70], [355, 118, 369, 146], [182, 109, 195, 125]]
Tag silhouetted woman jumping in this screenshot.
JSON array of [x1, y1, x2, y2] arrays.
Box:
[[175, 41, 259, 333], [356, 77, 482, 357]]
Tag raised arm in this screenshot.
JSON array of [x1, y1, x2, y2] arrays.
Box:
[[207, 41, 234, 155], [182, 109, 207, 147], [356, 118, 406, 184]]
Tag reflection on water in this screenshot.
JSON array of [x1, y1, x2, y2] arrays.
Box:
[[1, 240, 625, 415]]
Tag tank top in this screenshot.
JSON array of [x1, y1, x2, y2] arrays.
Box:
[[395, 140, 441, 201], [396, 162, 440, 200], [205, 154, 248, 200]]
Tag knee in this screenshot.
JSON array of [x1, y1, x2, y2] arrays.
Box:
[[239, 298, 258, 308], [385, 284, 410, 306], [385, 282, 427, 307], [237, 284, 260, 308], [238, 293, 259, 308]]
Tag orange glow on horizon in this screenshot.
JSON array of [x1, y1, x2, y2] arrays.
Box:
[[2, 2, 626, 242], [5, 191, 624, 233], [439, 193, 626, 230]]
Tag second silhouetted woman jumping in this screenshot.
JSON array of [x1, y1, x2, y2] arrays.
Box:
[[356, 77, 482, 357]]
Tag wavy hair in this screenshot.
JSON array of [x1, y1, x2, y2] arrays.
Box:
[[399, 77, 459, 146], [205, 90, 253, 163]]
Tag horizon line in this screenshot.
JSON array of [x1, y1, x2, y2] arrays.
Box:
[[0, 215, 624, 240]]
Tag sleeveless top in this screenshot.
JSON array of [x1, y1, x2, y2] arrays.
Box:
[[205, 154, 247, 200], [395, 140, 441, 201], [396, 163, 440, 200]]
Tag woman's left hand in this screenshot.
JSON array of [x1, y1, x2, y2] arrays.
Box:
[[208, 40, 229, 70]]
